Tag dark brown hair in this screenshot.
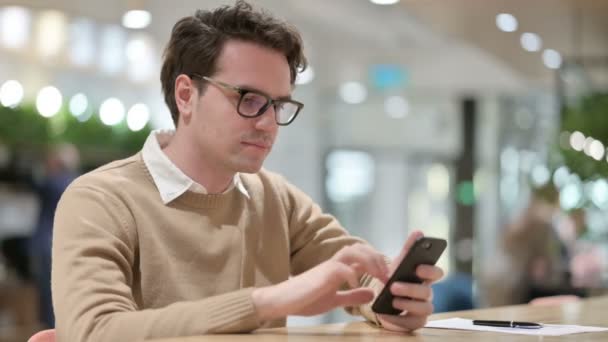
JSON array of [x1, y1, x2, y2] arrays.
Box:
[[160, 0, 307, 125]]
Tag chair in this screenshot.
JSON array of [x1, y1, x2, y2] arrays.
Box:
[[28, 329, 56, 342]]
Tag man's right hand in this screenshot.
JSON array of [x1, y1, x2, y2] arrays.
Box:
[[251, 243, 389, 321]]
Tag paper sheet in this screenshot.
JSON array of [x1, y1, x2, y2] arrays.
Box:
[[424, 318, 608, 336]]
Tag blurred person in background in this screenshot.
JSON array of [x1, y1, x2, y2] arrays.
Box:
[[481, 185, 587, 307], [51, 1, 443, 341], [30, 143, 80, 328]]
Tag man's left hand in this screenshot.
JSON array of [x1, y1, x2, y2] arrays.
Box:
[[376, 230, 444, 332]]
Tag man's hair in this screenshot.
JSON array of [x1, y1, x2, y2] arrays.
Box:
[[160, 0, 307, 126]]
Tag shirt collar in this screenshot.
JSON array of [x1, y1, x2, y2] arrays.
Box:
[[142, 130, 249, 204]]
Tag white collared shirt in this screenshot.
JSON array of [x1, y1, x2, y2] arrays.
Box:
[[142, 130, 249, 204]]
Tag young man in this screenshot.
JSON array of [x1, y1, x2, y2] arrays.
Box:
[[52, 1, 443, 341]]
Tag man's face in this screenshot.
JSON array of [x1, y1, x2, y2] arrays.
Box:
[[184, 40, 292, 174]]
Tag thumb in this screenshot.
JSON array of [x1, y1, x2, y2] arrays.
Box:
[[390, 230, 424, 274], [334, 288, 375, 307]]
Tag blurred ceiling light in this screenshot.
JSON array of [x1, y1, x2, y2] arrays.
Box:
[[69, 93, 88, 117], [126, 38, 148, 61], [326, 150, 375, 202], [496, 13, 518, 32], [542, 49, 562, 69], [127, 103, 150, 131], [295, 66, 314, 85], [384, 95, 409, 118], [0, 6, 30, 49], [520, 32, 542, 52], [370, 0, 400, 5], [0, 80, 24, 108], [100, 25, 126, 75], [126, 35, 156, 82], [552, 166, 570, 189], [100, 98, 125, 126], [69, 18, 95, 67], [339, 81, 367, 104], [427, 164, 450, 201], [531, 165, 551, 187], [591, 179, 608, 209], [122, 10, 151, 29], [560, 182, 582, 210], [569, 131, 585, 151], [36, 10, 67, 58], [36, 86, 63, 118], [500, 147, 519, 172], [589, 140, 605, 161]]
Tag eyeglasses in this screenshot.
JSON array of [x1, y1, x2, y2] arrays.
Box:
[[189, 73, 304, 126]]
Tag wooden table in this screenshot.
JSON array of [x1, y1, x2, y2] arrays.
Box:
[[151, 296, 608, 341]]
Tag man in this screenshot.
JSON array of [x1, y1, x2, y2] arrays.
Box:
[[52, 1, 443, 341]]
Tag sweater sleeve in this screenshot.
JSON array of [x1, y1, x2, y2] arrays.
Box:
[[277, 177, 383, 325], [52, 185, 261, 342]]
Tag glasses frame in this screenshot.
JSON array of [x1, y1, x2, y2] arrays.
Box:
[[188, 73, 304, 126]]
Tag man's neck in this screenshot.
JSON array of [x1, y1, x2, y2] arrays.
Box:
[[162, 133, 234, 194]]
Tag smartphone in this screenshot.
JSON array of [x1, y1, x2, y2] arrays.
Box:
[[371, 237, 447, 315]]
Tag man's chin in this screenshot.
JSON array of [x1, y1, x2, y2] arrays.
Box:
[[236, 161, 265, 174]]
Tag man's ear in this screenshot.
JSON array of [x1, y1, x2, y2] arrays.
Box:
[[175, 74, 196, 123]]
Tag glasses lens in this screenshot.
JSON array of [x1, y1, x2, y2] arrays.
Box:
[[238, 92, 268, 116], [275, 102, 299, 124]]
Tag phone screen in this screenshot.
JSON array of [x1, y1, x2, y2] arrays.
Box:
[[371, 237, 447, 315]]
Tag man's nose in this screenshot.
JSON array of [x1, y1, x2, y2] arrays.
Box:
[[254, 105, 278, 131]]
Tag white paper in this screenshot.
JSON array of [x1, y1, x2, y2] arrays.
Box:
[[424, 318, 608, 336]]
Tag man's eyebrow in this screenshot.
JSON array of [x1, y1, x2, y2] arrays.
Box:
[[276, 95, 293, 101], [239, 85, 292, 101]]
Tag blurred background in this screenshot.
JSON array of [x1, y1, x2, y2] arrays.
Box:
[[1, 0, 608, 340]]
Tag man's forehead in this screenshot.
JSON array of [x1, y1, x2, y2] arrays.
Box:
[[214, 41, 292, 97]]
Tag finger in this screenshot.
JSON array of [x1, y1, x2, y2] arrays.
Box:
[[416, 265, 444, 283], [350, 262, 364, 275], [392, 298, 434, 316], [362, 244, 390, 282], [336, 244, 387, 282], [331, 261, 360, 289], [377, 314, 428, 332], [356, 244, 389, 282], [334, 288, 375, 307], [390, 230, 424, 274], [390, 282, 433, 301]]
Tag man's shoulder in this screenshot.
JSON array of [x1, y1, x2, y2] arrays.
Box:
[[69, 153, 145, 192]]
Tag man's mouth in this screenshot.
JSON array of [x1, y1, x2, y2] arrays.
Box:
[[242, 141, 271, 149]]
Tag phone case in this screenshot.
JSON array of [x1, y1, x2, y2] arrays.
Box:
[[371, 237, 447, 315]]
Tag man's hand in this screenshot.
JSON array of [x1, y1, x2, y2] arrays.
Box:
[[252, 243, 388, 321], [376, 231, 444, 332]]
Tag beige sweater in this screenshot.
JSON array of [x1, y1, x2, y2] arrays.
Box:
[[52, 153, 381, 341]]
